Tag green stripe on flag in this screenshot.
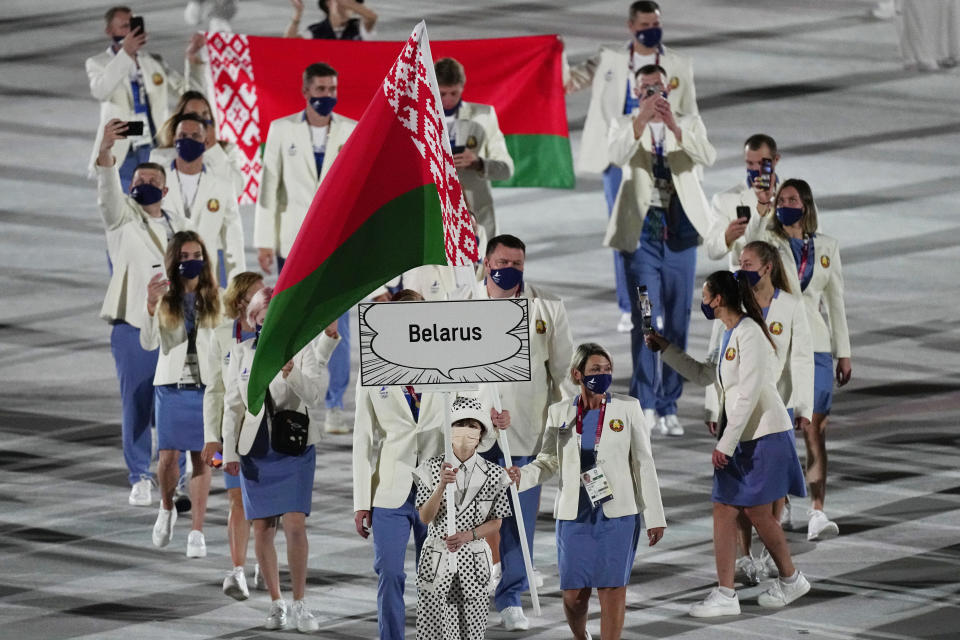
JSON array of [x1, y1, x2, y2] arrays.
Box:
[[493, 134, 575, 189], [247, 184, 446, 413]]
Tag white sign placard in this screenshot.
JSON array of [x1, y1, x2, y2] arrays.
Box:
[[359, 299, 531, 386]]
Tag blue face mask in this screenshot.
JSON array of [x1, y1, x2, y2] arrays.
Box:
[[175, 137, 206, 162], [178, 259, 204, 280], [701, 301, 716, 320], [746, 169, 760, 187], [130, 183, 163, 205], [776, 206, 804, 226], [443, 99, 462, 117], [582, 373, 612, 394], [635, 26, 663, 49], [112, 35, 125, 44], [489, 267, 523, 291], [735, 269, 761, 287], [309, 96, 337, 116]]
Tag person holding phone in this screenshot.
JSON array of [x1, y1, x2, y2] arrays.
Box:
[[95, 119, 187, 507], [201, 271, 265, 600], [506, 343, 666, 640], [85, 6, 205, 191], [434, 57, 515, 240], [285, 0, 378, 40], [221, 287, 339, 632], [646, 270, 810, 617], [140, 231, 222, 557], [746, 179, 853, 541]]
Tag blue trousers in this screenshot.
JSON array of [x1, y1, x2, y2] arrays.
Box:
[[372, 489, 427, 640], [277, 255, 350, 409], [110, 322, 158, 485], [602, 165, 632, 314], [117, 144, 153, 194], [482, 449, 540, 611], [621, 233, 697, 416]]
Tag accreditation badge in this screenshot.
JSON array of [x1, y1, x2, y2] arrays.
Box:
[[207, 198, 220, 212], [152, 72, 164, 86], [581, 466, 613, 507], [820, 255, 830, 268]]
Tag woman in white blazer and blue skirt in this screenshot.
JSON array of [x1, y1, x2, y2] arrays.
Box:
[[507, 343, 666, 640], [646, 270, 810, 617], [141, 230, 221, 557], [221, 287, 339, 633]]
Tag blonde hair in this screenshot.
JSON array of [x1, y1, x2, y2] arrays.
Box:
[[569, 342, 613, 385], [222, 272, 264, 320]]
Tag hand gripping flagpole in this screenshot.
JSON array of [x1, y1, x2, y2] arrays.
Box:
[[442, 391, 458, 572], [492, 384, 541, 616]]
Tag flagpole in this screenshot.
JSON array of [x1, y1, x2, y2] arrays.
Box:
[[442, 390, 458, 572], [491, 384, 541, 617]]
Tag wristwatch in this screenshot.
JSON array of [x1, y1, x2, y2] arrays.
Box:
[[471, 528, 478, 541]]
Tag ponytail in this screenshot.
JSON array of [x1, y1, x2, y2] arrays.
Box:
[[735, 271, 776, 349], [743, 240, 792, 295]]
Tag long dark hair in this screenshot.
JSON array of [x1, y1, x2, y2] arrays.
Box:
[[743, 240, 792, 295], [769, 178, 819, 238], [159, 231, 221, 329], [705, 270, 776, 349]]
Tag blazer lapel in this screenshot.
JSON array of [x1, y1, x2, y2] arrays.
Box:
[[295, 118, 318, 186], [459, 457, 488, 509]]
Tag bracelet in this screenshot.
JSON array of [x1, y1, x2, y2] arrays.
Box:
[[471, 528, 478, 541]]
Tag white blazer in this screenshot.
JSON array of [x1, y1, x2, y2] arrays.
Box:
[[449, 101, 514, 238], [155, 161, 246, 286], [401, 264, 479, 301], [663, 319, 792, 457], [221, 333, 339, 464], [468, 281, 578, 457], [750, 229, 852, 358], [518, 393, 666, 526], [96, 165, 186, 329], [705, 182, 770, 270], [139, 304, 220, 387], [254, 111, 357, 258], [566, 44, 699, 174], [151, 142, 246, 209], [603, 114, 716, 253], [705, 289, 815, 422], [86, 47, 201, 174], [202, 319, 237, 443]]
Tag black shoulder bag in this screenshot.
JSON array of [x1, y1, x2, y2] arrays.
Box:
[[264, 388, 310, 456]]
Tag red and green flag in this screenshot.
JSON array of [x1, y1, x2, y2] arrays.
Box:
[[245, 22, 477, 414], [205, 31, 572, 204]]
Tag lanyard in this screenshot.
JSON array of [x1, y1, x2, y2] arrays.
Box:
[[797, 236, 811, 280], [651, 129, 665, 159], [234, 319, 244, 343], [575, 395, 607, 447], [174, 164, 202, 219], [141, 210, 174, 253]]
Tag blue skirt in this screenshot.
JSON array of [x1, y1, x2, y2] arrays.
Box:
[[155, 385, 205, 452], [223, 468, 242, 490], [813, 352, 834, 415], [239, 422, 316, 519], [712, 430, 807, 507], [556, 488, 641, 589]]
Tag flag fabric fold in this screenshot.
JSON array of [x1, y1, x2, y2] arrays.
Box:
[[246, 21, 476, 414], [205, 31, 573, 204]]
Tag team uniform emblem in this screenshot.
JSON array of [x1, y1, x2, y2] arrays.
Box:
[[207, 198, 220, 212], [724, 347, 737, 361], [769, 321, 783, 335], [669, 76, 679, 89], [820, 255, 830, 268], [535, 319, 546, 334], [609, 419, 624, 432], [151, 72, 163, 85], [466, 135, 478, 149]]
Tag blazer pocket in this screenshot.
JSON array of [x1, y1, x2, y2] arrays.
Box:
[[418, 547, 443, 584], [468, 548, 491, 595]]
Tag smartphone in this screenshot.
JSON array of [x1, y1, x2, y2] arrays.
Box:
[[451, 144, 466, 155], [129, 15, 144, 34], [759, 158, 773, 189], [736, 205, 751, 222], [124, 121, 144, 136], [212, 451, 223, 468], [151, 263, 166, 282]]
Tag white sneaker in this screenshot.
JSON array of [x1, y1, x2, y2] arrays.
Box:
[[293, 600, 319, 633], [254, 563, 267, 590], [757, 571, 811, 608], [759, 547, 778, 578], [807, 509, 839, 541], [152, 507, 176, 548], [780, 499, 793, 530], [186, 530, 206, 558], [663, 414, 684, 437], [617, 312, 633, 333], [500, 606, 529, 631], [265, 599, 288, 630], [689, 587, 740, 617], [533, 567, 544, 589], [645, 409, 666, 436], [129, 476, 152, 506], [223, 567, 249, 601], [488, 562, 501, 595], [324, 408, 352, 434], [735, 555, 760, 586]]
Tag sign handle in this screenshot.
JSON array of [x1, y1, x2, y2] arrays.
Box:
[[491, 385, 541, 617], [443, 391, 458, 572]]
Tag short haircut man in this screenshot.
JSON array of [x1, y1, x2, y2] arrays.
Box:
[[745, 133, 777, 156], [303, 62, 338, 87], [435, 57, 466, 86], [485, 234, 526, 258]]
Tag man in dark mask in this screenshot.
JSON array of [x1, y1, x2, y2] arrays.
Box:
[[563, 0, 704, 335]]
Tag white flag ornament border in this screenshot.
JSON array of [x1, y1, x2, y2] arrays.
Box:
[[381, 21, 478, 268]]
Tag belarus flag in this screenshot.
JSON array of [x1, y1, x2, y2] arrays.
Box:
[[246, 22, 476, 413]]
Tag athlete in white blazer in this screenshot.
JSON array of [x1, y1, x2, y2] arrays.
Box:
[[86, 9, 204, 182], [155, 115, 245, 287], [96, 120, 186, 505]]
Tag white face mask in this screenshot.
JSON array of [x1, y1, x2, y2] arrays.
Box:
[[451, 425, 481, 452]]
